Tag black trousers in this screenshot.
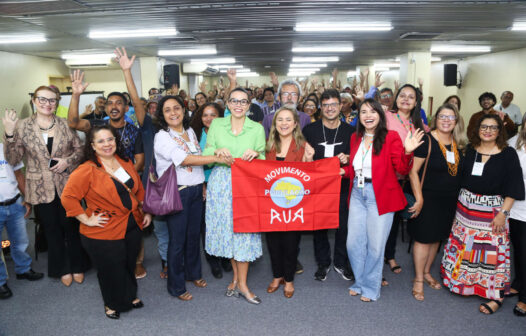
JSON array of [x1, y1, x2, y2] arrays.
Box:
[[384, 211, 401, 260], [267, 231, 301, 282], [81, 220, 142, 312], [34, 193, 89, 278], [510, 218, 526, 303], [313, 193, 349, 268]]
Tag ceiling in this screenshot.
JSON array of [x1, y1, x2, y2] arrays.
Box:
[[1, 0, 526, 75]]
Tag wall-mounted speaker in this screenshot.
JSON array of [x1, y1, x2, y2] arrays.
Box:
[[443, 64, 457, 86], [163, 64, 180, 90]]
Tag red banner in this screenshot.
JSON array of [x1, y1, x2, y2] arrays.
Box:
[[232, 157, 341, 232]]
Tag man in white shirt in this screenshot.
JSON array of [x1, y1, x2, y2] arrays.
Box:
[[0, 143, 43, 299], [495, 91, 522, 126]]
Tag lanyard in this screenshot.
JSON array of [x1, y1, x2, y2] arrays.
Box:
[[361, 137, 372, 169], [395, 112, 413, 134], [322, 121, 340, 145]]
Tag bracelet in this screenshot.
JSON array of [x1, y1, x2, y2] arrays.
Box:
[[500, 209, 511, 217]]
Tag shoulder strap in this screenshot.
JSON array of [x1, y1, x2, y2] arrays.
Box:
[[88, 163, 140, 205], [420, 134, 432, 187]]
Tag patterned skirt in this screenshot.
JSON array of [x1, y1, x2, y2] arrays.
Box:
[[205, 166, 262, 262], [441, 188, 511, 300]]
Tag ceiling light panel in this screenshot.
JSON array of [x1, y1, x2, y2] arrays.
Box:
[[292, 46, 354, 53], [0, 34, 46, 44], [190, 58, 236, 64], [89, 28, 177, 39], [511, 22, 526, 31], [290, 63, 327, 68], [292, 57, 339, 62], [295, 22, 392, 32], [430, 45, 491, 53], [158, 47, 216, 56]]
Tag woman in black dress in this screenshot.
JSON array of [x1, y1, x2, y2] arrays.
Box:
[[408, 103, 463, 301]]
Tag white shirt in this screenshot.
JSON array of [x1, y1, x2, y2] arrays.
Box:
[[495, 103, 522, 125], [508, 135, 526, 221], [352, 138, 373, 179], [154, 128, 205, 186], [0, 143, 24, 201]]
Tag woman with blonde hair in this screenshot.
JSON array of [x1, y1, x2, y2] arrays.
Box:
[[265, 105, 314, 298], [407, 103, 464, 301]]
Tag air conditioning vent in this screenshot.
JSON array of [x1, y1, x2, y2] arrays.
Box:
[[400, 32, 441, 40]]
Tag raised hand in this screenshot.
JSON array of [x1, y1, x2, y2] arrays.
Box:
[[418, 77, 424, 89], [404, 129, 425, 153], [352, 86, 364, 102], [269, 72, 279, 87], [83, 104, 93, 115], [227, 69, 237, 86], [70, 69, 89, 95], [199, 80, 207, 93], [114, 47, 136, 71], [375, 73, 385, 88], [332, 67, 339, 79], [394, 80, 400, 93], [2, 109, 18, 136]]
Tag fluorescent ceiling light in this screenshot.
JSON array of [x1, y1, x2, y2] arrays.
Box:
[[511, 22, 526, 31], [190, 58, 235, 64], [220, 68, 251, 73], [65, 59, 111, 66], [295, 22, 392, 32], [347, 71, 357, 77], [430, 45, 491, 53], [374, 63, 400, 68], [292, 46, 354, 53], [237, 72, 259, 77], [431, 56, 442, 62], [89, 28, 177, 39], [290, 63, 327, 68], [158, 47, 216, 56], [288, 68, 319, 72], [292, 57, 339, 62], [288, 73, 315, 77], [217, 64, 243, 68], [61, 53, 114, 60], [0, 34, 46, 44]]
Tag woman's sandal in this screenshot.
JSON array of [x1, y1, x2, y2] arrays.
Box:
[[385, 259, 402, 274], [513, 303, 526, 317], [360, 296, 372, 302], [412, 279, 425, 301], [177, 291, 193, 301], [104, 306, 120, 319], [349, 289, 359, 296], [479, 300, 503, 314], [193, 279, 207, 288], [423, 273, 441, 290]]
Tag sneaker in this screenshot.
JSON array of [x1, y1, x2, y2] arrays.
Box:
[[314, 265, 330, 281], [334, 265, 354, 281], [295, 260, 304, 274]]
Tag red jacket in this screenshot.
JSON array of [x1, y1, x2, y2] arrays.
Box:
[[343, 131, 413, 215]]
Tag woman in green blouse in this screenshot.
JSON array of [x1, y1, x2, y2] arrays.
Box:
[[203, 87, 266, 304]]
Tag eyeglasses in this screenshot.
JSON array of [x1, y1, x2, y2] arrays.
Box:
[[437, 115, 457, 121], [321, 102, 340, 109], [93, 137, 116, 145], [380, 94, 392, 99], [36, 97, 58, 105], [228, 99, 250, 106], [480, 125, 499, 132], [281, 92, 299, 98]]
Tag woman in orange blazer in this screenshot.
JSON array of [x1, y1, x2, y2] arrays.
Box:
[[265, 105, 314, 298], [62, 125, 152, 319], [342, 99, 423, 302]]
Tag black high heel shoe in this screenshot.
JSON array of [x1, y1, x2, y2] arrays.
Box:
[[514, 304, 526, 317], [132, 299, 144, 309], [105, 306, 120, 319]]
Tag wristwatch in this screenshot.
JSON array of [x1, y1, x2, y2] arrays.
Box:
[[500, 209, 511, 217]]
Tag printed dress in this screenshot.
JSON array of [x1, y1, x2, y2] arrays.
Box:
[[441, 146, 524, 299]]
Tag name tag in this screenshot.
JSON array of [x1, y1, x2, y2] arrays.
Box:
[[187, 142, 198, 154], [42, 133, 48, 144], [472, 162, 484, 176], [357, 173, 365, 188], [446, 150, 455, 164], [113, 167, 131, 184], [324, 144, 335, 158], [0, 164, 7, 178]]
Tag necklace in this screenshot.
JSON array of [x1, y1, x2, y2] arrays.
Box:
[[173, 128, 185, 137], [322, 120, 340, 144], [395, 112, 414, 133], [38, 117, 56, 131], [432, 130, 459, 176], [100, 157, 118, 172]]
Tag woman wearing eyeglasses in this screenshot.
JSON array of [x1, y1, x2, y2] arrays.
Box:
[[441, 113, 524, 315], [3, 86, 89, 287], [203, 87, 266, 305], [407, 104, 464, 301]]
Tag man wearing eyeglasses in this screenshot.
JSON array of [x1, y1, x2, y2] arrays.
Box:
[[379, 88, 394, 111], [467, 92, 516, 140], [302, 89, 355, 282], [262, 79, 311, 137]]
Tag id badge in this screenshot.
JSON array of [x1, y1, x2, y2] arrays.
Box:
[[42, 132, 48, 144], [446, 150, 455, 164], [472, 162, 484, 176], [324, 144, 335, 157], [0, 164, 7, 178], [357, 174, 365, 188], [187, 142, 198, 154], [113, 167, 131, 183]]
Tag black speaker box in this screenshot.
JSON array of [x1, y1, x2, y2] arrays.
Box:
[[163, 64, 180, 90], [444, 64, 457, 86]]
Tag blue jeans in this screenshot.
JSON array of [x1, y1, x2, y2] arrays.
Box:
[[153, 218, 168, 262], [166, 184, 203, 296], [347, 180, 394, 301], [0, 198, 32, 285]]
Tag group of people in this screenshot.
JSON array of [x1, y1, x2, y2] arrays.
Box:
[[1, 47, 525, 320]]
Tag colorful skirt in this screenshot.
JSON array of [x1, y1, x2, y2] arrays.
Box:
[[205, 166, 262, 262], [441, 188, 511, 300]]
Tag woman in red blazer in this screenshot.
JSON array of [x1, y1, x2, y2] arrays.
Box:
[[265, 105, 314, 298], [342, 99, 423, 302]]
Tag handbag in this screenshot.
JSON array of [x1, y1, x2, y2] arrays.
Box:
[[400, 134, 431, 220], [142, 162, 183, 216]]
